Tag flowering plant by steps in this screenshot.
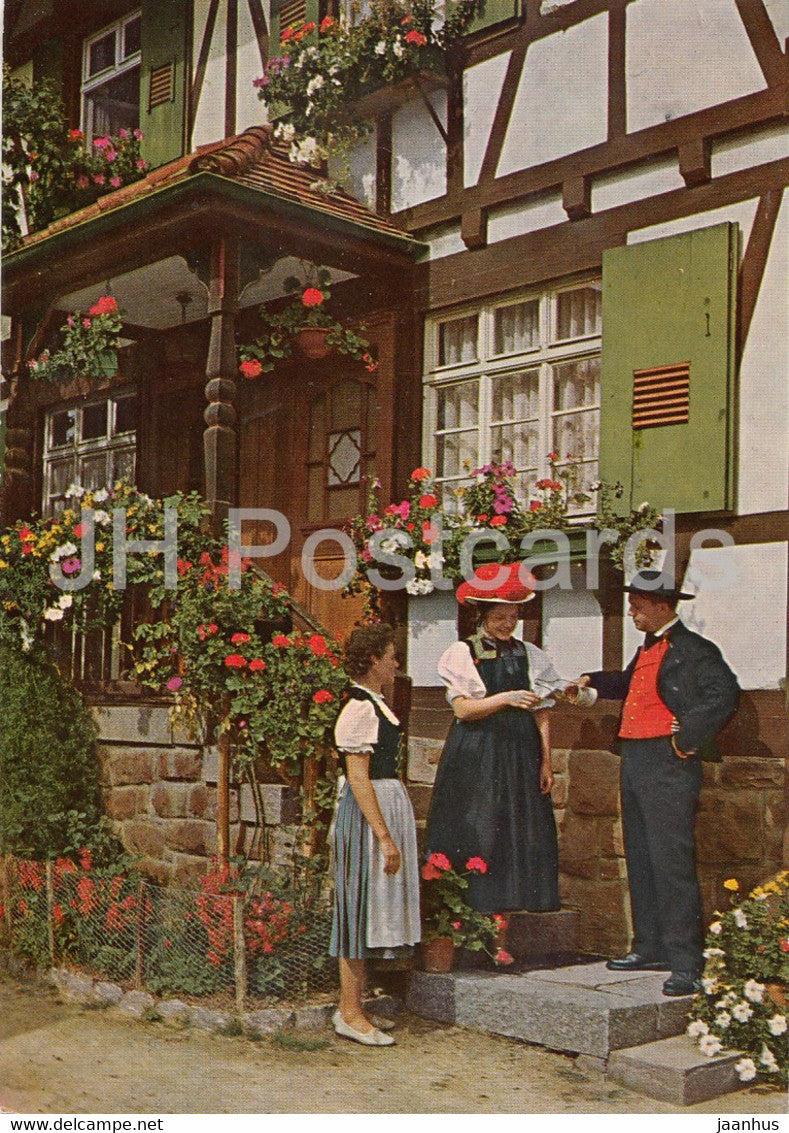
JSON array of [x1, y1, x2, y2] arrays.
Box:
[[238, 266, 377, 376], [686, 871, 789, 1085], [421, 852, 513, 965]]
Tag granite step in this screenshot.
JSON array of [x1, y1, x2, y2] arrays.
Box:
[[407, 960, 695, 1059], [607, 1035, 747, 1106]]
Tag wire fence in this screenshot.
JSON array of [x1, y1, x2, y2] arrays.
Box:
[[0, 855, 337, 1012]]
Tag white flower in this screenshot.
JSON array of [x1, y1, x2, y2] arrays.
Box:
[[709, 921, 722, 935], [20, 621, 34, 653], [414, 550, 428, 570], [735, 1057, 757, 1082], [304, 45, 319, 60], [304, 100, 314, 117], [714, 1011, 731, 1029], [716, 991, 737, 1009], [701, 976, 718, 994], [306, 74, 324, 96], [392, 38, 405, 57], [637, 501, 650, 512], [767, 1014, 787, 1036], [275, 122, 296, 142], [759, 1044, 778, 1071], [703, 947, 725, 959], [733, 908, 748, 929], [65, 483, 86, 499], [686, 1020, 708, 1038], [92, 569, 101, 581], [374, 40, 387, 54], [93, 509, 111, 526], [732, 1001, 753, 1023], [428, 551, 445, 570], [92, 488, 109, 503], [380, 536, 403, 555], [328, 64, 339, 75], [590, 480, 602, 491], [44, 607, 65, 621], [743, 979, 764, 1003], [405, 577, 435, 596], [57, 593, 73, 609], [50, 541, 77, 562], [699, 1034, 723, 1057]]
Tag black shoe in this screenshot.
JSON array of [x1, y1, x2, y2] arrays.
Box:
[[606, 952, 670, 972], [662, 971, 702, 997]]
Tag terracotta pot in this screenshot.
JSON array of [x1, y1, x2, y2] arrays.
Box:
[[765, 981, 787, 1010], [421, 935, 455, 973], [295, 326, 332, 359]]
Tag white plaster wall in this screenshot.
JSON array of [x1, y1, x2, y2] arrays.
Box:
[[497, 13, 608, 177], [407, 589, 458, 686], [763, 0, 789, 46], [629, 197, 789, 517], [542, 579, 603, 680], [334, 132, 377, 211], [463, 53, 510, 188], [391, 91, 448, 212], [591, 156, 684, 214], [236, 1, 266, 133], [191, 0, 228, 148], [626, 0, 766, 134], [424, 224, 466, 260], [487, 193, 565, 243], [711, 123, 789, 180]]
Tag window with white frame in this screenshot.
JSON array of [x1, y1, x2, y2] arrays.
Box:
[[81, 11, 142, 142], [424, 281, 602, 513], [43, 391, 138, 517]]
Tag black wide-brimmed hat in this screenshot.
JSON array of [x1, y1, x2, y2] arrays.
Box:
[[624, 570, 695, 601]]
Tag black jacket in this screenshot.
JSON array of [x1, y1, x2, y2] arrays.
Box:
[[587, 621, 740, 759]]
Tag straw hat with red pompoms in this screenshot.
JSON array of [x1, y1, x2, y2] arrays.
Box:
[[456, 562, 537, 605]]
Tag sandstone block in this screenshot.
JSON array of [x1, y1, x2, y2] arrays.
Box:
[[92, 981, 124, 1006], [568, 750, 620, 816], [244, 1008, 296, 1036], [93, 705, 174, 745], [406, 736, 442, 784], [103, 786, 146, 821], [164, 819, 215, 855], [551, 776, 569, 809], [158, 999, 191, 1027], [115, 990, 155, 1019], [551, 749, 569, 775], [695, 796, 762, 862], [158, 749, 203, 781], [406, 783, 433, 821], [168, 852, 211, 887], [137, 857, 172, 885], [721, 757, 785, 790], [599, 817, 625, 858], [106, 750, 155, 786], [151, 783, 190, 818], [559, 813, 601, 879], [560, 876, 630, 955], [121, 820, 166, 858]]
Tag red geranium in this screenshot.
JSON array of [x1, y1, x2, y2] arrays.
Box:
[[231, 632, 250, 644], [428, 852, 452, 871], [224, 654, 247, 668], [88, 295, 118, 316], [301, 287, 324, 308], [465, 856, 488, 874], [313, 689, 334, 704], [239, 359, 263, 380], [495, 948, 514, 966], [490, 515, 507, 526], [418, 494, 438, 509], [411, 467, 431, 481], [249, 658, 266, 672], [308, 634, 328, 655], [404, 29, 427, 45], [272, 634, 291, 647]]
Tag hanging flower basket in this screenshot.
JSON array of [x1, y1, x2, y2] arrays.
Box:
[[295, 325, 332, 360]]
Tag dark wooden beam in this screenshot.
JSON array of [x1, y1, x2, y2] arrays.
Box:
[[607, 0, 627, 138], [678, 138, 711, 186], [376, 114, 393, 215], [204, 236, 240, 536], [739, 190, 784, 356], [445, 53, 465, 198], [246, 0, 270, 70], [190, 0, 220, 133], [562, 174, 592, 220], [461, 206, 488, 248], [477, 41, 529, 184], [225, 0, 239, 139], [734, 0, 788, 88]]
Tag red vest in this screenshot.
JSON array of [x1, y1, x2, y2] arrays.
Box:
[[618, 638, 675, 739]]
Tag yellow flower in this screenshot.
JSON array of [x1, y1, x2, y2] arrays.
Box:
[[0, 559, 7, 569], [723, 878, 739, 892], [96, 542, 105, 553]]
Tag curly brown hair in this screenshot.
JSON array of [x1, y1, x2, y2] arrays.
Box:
[[343, 623, 395, 679]]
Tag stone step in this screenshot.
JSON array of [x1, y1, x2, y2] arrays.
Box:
[[607, 1035, 747, 1106], [407, 960, 695, 1059]]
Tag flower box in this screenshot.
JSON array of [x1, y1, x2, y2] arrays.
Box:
[[352, 65, 448, 120]]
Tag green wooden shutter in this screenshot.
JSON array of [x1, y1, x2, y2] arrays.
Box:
[[139, 0, 189, 169], [463, 0, 520, 37], [270, 0, 323, 49], [599, 223, 738, 516]]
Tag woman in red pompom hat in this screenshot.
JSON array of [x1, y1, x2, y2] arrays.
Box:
[[425, 561, 566, 914]]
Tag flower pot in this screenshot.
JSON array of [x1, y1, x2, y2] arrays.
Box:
[[765, 981, 787, 1010], [295, 326, 332, 360], [421, 935, 455, 973]]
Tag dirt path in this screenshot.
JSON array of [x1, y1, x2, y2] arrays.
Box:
[[0, 975, 784, 1115]]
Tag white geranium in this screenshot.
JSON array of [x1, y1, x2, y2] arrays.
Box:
[[392, 38, 405, 57], [57, 593, 73, 609], [65, 483, 86, 499], [714, 1011, 731, 1029], [759, 1044, 778, 1072], [701, 976, 718, 994], [734, 1057, 757, 1082], [306, 74, 324, 96], [743, 979, 765, 1003], [703, 947, 725, 959], [374, 40, 387, 54], [733, 908, 748, 929], [406, 577, 435, 596], [20, 621, 34, 653], [92, 487, 109, 503], [732, 1001, 753, 1023], [50, 541, 77, 562], [275, 122, 296, 143], [686, 1020, 708, 1038], [708, 921, 722, 935], [767, 1014, 787, 1036], [93, 509, 111, 526], [44, 607, 65, 621], [92, 569, 101, 581], [414, 550, 429, 570], [699, 1034, 723, 1057]]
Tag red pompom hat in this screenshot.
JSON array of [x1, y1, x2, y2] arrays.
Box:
[[456, 562, 537, 605]]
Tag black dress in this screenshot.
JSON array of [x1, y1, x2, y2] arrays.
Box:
[[425, 633, 560, 914]]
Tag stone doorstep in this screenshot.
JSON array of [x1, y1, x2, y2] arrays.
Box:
[[406, 961, 697, 1059], [93, 705, 195, 747], [607, 1035, 747, 1106]]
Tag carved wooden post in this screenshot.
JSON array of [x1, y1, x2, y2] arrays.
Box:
[[203, 236, 240, 538], [216, 695, 232, 870]]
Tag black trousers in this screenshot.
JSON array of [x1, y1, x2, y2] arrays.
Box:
[[619, 736, 704, 972]]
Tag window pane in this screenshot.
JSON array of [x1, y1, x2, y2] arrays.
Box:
[[490, 423, 539, 472], [553, 357, 600, 411], [327, 429, 361, 486], [81, 453, 110, 492], [82, 402, 108, 440], [493, 300, 539, 354], [329, 379, 362, 431], [88, 31, 116, 76], [491, 369, 539, 423], [438, 315, 478, 366], [84, 66, 140, 137], [552, 409, 599, 464], [123, 15, 142, 57], [49, 459, 76, 499], [556, 285, 602, 340], [51, 410, 77, 448], [112, 448, 136, 483], [114, 395, 137, 434], [436, 430, 477, 479], [436, 382, 478, 431]]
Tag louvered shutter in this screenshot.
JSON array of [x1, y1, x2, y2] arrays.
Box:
[[139, 0, 189, 169], [599, 223, 738, 515]]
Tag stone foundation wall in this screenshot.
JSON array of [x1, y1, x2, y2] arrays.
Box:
[[94, 704, 299, 885]]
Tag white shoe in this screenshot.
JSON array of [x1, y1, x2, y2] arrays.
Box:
[[332, 1009, 395, 1046]]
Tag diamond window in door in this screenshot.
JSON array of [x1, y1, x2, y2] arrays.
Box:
[[327, 429, 362, 486]]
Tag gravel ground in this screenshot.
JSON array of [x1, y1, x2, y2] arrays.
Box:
[[0, 974, 785, 1115]]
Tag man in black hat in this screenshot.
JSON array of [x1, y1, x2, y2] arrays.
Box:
[[566, 570, 740, 995]]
